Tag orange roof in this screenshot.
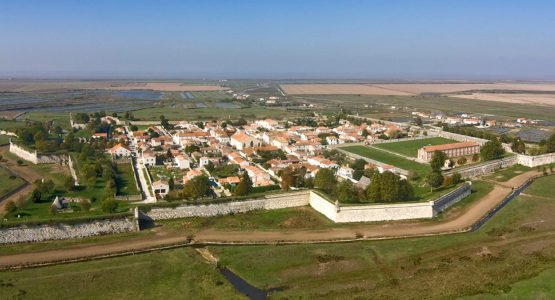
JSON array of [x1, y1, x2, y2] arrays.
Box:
[[231, 131, 253, 143], [422, 141, 479, 152]]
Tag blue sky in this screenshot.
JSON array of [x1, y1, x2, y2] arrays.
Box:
[[1, 0, 554, 79]]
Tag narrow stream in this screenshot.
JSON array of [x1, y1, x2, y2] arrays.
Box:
[[218, 267, 269, 300]]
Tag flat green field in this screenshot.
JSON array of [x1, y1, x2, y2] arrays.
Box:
[[131, 106, 304, 121], [341, 145, 431, 175], [373, 137, 458, 157], [116, 162, 139, 195], [485, 164, 532, 182], [0, 248, 242, 299], [0, 135, 12, 146], [0, 167, 25, 199], [296, 94, 555, 121], [209, 175, 555, 299], [20, 111, 71, 128]]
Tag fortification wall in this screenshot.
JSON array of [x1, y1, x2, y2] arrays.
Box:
[[517, 153, 555, 167], [145, 191, 310, 220], [0, 218, 138, 244]]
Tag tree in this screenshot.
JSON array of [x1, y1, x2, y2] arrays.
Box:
[[415, 117, 423, 127], [280, 168, 296, 191], [457, 157, 467, 166], [511, 139, 526, 154], [365, 171, 414, 203], [426, 171, 444, 190], [183, 175, 211, 199], [31, 189, 42, 203], [64, 176, 74, 191], [168, 176, 175, 191], [234, 173, 252, 196], [166, 149, 173, 160], [480, 139, 505, 161], [335, 180, 356, 202], [546, 133, 555, 153], [472, 153, 480, 162], [452, 173, 462, 184], [314, 168, 337, 194], [430, 150, 447, 172], [102, 198, 118, 213]]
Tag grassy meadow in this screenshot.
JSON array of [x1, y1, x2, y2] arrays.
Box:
[[373, 137, 458, 157]]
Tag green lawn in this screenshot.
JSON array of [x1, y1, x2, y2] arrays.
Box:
[[0, 120, 29, 131], [0, 167, 26, 199], [159, 207, 335, 232], [485, 164, 532, 182], [373, 137, 458, 157], [116, 162, 139, 195], [0, 134, 12, 146], [341, 145, 431, 175], [20, 111, 71, 128], [523, 174, 555, 198], [0, 248, 243, 300]]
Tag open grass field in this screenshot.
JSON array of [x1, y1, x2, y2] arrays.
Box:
[[451, 92, 555, 107], [341, 145, 431, 175], [20, 111, 71, 128], [159, 206, 335, 232], [0, 248, 242, 299], [115, 162, 139, 196], [373, 137, 458, 157], [208, 175, 555, 299], [296, 94, 555, 121], [485, 164, 532, 182], [0, 167, 26, 199], [0, 135, 12, 146], [0, 120, 29, 131], [131, 106, 305, 121]]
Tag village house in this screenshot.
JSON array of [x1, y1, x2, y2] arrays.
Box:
[[152, 180, 169, 197], [417, 141, 480, 162], [142, 151, 156, 167], [230, 131, 262, 150], [175, 154, 191, 169], [108, 143, 132, 158]]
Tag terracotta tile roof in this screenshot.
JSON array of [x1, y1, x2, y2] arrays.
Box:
[[422, 141, 479, 152]]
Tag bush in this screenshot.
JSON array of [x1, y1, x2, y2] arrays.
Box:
[[80, 199, 91, 212], [457, 157, 467, 165], [101, 198, 118, 213], [49, 205, 58, 215]]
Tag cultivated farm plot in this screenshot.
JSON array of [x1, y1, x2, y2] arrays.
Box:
[[340, 145, 431, 175], [281, 84, 412, 95], [373, 137, 458, 157]]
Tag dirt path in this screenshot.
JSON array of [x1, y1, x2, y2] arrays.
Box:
[[0, 170, 542, 268], [0, 146, 44, 213]]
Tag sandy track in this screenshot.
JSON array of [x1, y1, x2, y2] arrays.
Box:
[[0, 146, 43, 213], [0, 171, 540, 268]]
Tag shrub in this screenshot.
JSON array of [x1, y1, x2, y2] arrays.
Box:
[[457, 157, 467, 165], [101, 198, 118, 213], [49, 205, 58, 215], [80, 199, 91, 212]]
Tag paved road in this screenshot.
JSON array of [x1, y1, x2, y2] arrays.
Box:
[[125, 127, 155, 202], [0, 170, 541, 268]]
